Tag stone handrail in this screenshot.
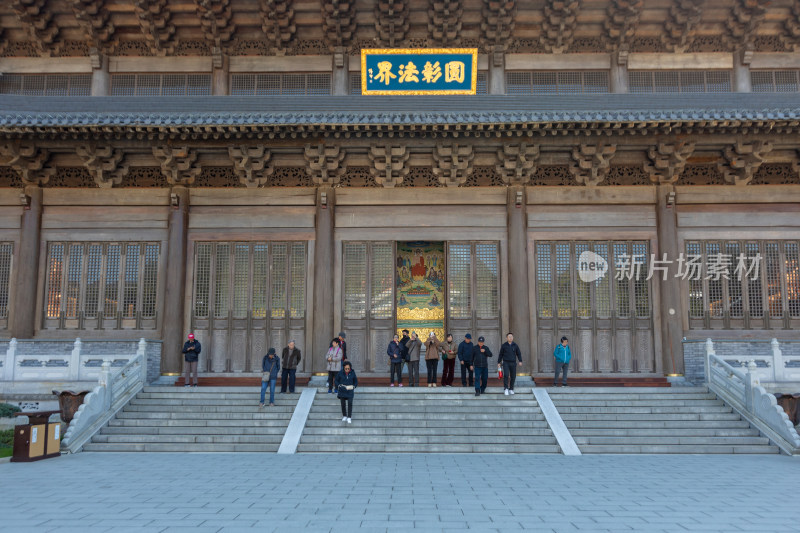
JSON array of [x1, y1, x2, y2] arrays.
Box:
[[705, 338, 800, 455], [700, 338, 800, 385], [61, 338, 148, 453]]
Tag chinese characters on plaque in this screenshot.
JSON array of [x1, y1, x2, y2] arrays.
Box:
[[361, 48, 478, 95]]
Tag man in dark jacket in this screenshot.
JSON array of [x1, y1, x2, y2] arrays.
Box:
[[338, 331, 347, 361], [399, 329, 410, 361], [470, 336, 493, 396], [457, 333, 474, 387], [387, 335, 403, 387], [260, 348, 280, 407], [497, 332, 523, 395], [182, 333, 201, 387], [280, 340, 301, 393]]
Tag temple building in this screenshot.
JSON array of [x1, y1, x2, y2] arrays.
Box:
[[0, 0, 798, 384]]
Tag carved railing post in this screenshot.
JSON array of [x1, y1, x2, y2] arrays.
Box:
[[496, 143, 539, 186], [3, 339, 16, 382], [569, 142, 617, 186], [745, 359, 757, 412], [704, 338, 714, 385], [644, 141, 695, 184], [228, 146, 273, 188], [369, 145, 410, 188], [433, 143, 473, 187], [305, 144, 346, 186], [69, 337, 82, 381], [717, 140, 773, 186], [76, 144, 128, 188], [152, 146, 202, 185], [771, 338, 784, 383]]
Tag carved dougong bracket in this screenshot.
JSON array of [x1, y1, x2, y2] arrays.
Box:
[[496, 143, 540, 186], [260, 0, 296, 54], [644, 141, 695, 185], [482, 1, 516, 50], [305, 144, 346, 186], [604, 0, 643, 52], [11, 0, 61, 56], [540, 0, 580, 54], [70, 0, 117, 54], [228, 146, 274, 188], [428, 0, 463, 46], [0, 143, 56, 186], [718, 141, 773, 186], [133, 0, 177, 56], [369, 145, 410, 188], [76, 144, 128, 188], [726, 0, 769, 50], [569, 142, 617, 186], [375, 0, 410, 48], [321, 0, 356, 51], [196, 0, 235, 53], [152, 146, 202, 186], [662, 0, 703, 53], [433, 143, 473, 187]]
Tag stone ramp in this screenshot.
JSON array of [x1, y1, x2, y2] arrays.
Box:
[[296, 387, 561, 453], [549, 387, 780, 454], [83, 386, 297, 452]]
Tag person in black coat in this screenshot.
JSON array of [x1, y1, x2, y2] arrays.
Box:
[[181, 333, 201, 387], [335, 361, 358, 423], [497, 333, 523, 395], [470, 336, 493, 396]]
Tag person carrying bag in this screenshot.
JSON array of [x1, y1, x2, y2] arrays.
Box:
[[335, 361, 358, 424], [260, 348, 280, 407]]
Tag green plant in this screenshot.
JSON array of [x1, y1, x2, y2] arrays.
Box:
[[0, 403, 21, 418], [0, 428, 13, 448]]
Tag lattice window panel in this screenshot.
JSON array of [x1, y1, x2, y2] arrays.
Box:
[[0, 244, 13, 319], [556, 243, 571, 318], [350, 72, 362, 95], [629, 70, 732, 93], [448, 244, 471, 319], [536, 243, 553, 318], [370, 243, 393, 319], [505, 71, 609, 95], [575, 243, 591, 318], [0, 74, 91, 96], [475, 243, 499, 319], [343, 243, 367, 320], [230, 73, 331, 96], [476, 71, 488, 94], [594, 243, 611, 319], [686, 240, 800, 328], [44, 242, 160, 329], [751, 70, 800, 93], [192, 241, 307, 322], [110, 74, 211, 96]]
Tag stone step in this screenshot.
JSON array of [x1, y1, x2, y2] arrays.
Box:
[[130, 398, 297, 407], [103, 426, 289, 435], [109, 418, 290, 427], [549, 386, 705, 394], [82, 442, 280, 452], [303, 419, 549, 428], [92, 434, 284, 444], [577, 444, 779, 454], [137, 392, 301, 400], [300, 427, 555, 436], [573, 435, 771, 446], [569, 428, 761, 437], [304, 413, 546, 421], [553, 406, 733, 414], [559, 413, 743, 421], [115, 411, 292, 420], [298, 434, 557, 445], [296, 443, 561, 453], [549, 393, 716, 401], [564, 420, 753, 430], [550, 399, 723, 406], [124, 404, 296, 413]]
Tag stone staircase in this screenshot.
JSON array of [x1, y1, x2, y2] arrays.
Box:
[[83, 386, 296, 452], [296, 387, 561, 453], [549, 387, 779, 454]]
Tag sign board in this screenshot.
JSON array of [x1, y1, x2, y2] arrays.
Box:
[[361, 48, 478, 95]]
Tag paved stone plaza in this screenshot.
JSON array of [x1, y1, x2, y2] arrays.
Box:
[[1, 453, 798, 532]]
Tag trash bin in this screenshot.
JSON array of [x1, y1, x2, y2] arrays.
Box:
[[11, 411, 62, 462]]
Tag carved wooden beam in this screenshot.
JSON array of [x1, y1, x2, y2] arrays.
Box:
[[369, 145, 410, 188], [375, 0, 410, 48], [10, 0, 61, 56], [433, 143, 473, 187], [0, 142, 56, 186], [321, 0, 357, 51], [196, 0, 236, 56], [644, 141, 695, 184], [305, 144, 346, 186], [76, 144, 128, 188], [133, 0, 177, 56], [726, 0, 769, 50], [569, 142, 617, 186], [228, 146, 273, 188], [260, 0, 296, 54], [482, 0, 516, 51], [661, 0, 703, 53], [69, 0, 117, 54], [717, 140, 773, 186], [539, 0, 580, 54], [783, 0, 800, 52], [604, 0, 643, 52], [428, 0, 463, 46], [496, 143, 539, 186], [152, 146, 202, 185]]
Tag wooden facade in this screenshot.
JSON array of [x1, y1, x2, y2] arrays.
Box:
[[1, 0, 799, 379]]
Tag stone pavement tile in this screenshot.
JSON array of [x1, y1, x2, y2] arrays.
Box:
[[217, 528, 261, 533], [161, 527, 223, 533], [201, 519, 255, 528], [92, 527, 166, 533]]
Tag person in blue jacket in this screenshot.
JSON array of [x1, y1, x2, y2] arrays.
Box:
[[335, 361, 358, 424], [553, 336, 572, 387], [260, 348, 280, 407], [457, 333, 474, 387]]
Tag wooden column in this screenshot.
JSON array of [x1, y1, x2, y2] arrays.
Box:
[[162, 187, 189, 374], [212, 55, 229, 96], [332, 49, 349, 95], [610, 51, 629, 93], [10, 186, 43, 338], [489, 47, 506, 95], [507, 185, 532, 373], [655, 184, 685, 376], [733, 51, 752, 93], [90, 54, 110, 96], [312, 187, 335, 373]]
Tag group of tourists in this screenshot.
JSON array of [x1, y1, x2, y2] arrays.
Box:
[[388, 331, 524, 396], [180, 330, 574, 423]]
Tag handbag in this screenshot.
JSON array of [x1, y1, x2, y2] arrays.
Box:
[[262, 371, 271, 382]]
